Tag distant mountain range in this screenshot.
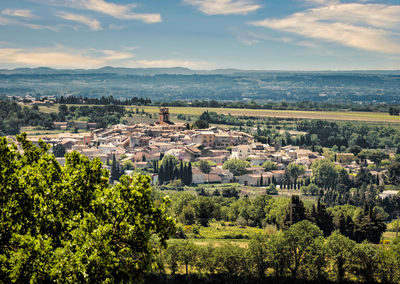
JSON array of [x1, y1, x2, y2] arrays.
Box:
[[0, 66, 399, 76]]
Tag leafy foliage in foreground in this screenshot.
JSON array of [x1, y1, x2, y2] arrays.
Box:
[[0, 134, 175, 283]]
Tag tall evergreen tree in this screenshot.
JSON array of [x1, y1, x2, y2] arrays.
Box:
[[314, 199, 334, 237], [353, 203, 386, 244], [188, 162, 192, 185], [282, 195, 307, 229], [158, 165, 165, 185]]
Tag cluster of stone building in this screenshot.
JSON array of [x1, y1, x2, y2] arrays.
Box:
[[20, 108, 369, 187]]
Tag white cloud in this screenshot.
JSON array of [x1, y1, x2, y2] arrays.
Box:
[[34, 0, 161, 23], [0, 46, 135, 68], [58, 11, 101, 30], [128, 59, 214, 69], [301, 0, 339, 6], [2, 9, 36, 19], [78, 0, 161, 23], [235, 30, 292, 46], [0, 16, 57, 31], [0, 45, 213, 69], [183, 0, 261, 15], [250, 3, 400, 54]]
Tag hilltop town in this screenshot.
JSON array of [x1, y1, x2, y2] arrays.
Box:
[[11, 107, 383, 192]]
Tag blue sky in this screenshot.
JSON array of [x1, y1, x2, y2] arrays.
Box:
[[0, 0, 399, 70]]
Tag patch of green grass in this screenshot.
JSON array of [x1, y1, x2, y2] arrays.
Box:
[[169, 221, 276, 248], [198, 222, 263, 240]]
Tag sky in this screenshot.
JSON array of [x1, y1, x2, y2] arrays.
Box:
[[0, 0, 399, 70]]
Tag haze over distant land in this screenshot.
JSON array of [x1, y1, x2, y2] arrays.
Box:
[[0, 67, 399, 103]]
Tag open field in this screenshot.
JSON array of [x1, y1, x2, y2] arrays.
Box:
[[140, 106, 400, 124], [167, 221, 273, 248], [37, 104, 400, 125], [20, 126, 90, 137]]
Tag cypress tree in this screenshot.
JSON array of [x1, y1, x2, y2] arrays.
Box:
[[158, 165, 164, 185], [260, 174, 263, 186], [110, 154, 118, 182], [179, 160, 184, 180], [315, 199, 334, 237], [282, 195, 307, 229], [188, 162, 192, 185], [309, 204, 317, 223], [344, 215, 355, 239], [353, 203, 386, 244]]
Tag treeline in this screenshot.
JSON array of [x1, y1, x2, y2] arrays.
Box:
[[0, 100, 56, 135], [156, 222, 400, 284], [296, 119, 400, 149], [168, 189, 386, 244], [155, 99, 393, 112], [56, 95, 151, 105], [253, 119, 400, 149], [200, 111, 244, 126], [58, 104, 125, 128]]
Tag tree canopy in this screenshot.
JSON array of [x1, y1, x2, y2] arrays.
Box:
[[222, 158, 250, 176], [0, 134, 175, 283]]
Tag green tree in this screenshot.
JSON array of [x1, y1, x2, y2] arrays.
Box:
[[314, 199, 334, 237], [266, 184, 278, 195], [283, 220, 324, 278], [351, 241, 380, 283], [261, 160, 278, 171], [193, 196, 215, 226], [348, 145, 362, 156], [122, 159, 135, 170], [248, 234, 269, 279], [179, 205, 196, 225], [165, 243, 180, 275], [300, 183, 319, 196], [191, 119, 209, 129], [286, 162, 305, 183], [387, 162, 400, 185], [0, 134, 175, 283], [311, 159, 339, 189], [368, 150, 389, 166], [213, 244, 249, 278], [198, 160, 212, 174], [325, 231, 355, 282], [176, 241, 198, 277], [353, 203, 386, 244], [222, 158, 250, 176], [52, 143, 66, 157], [282, 195, 307, 229]]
